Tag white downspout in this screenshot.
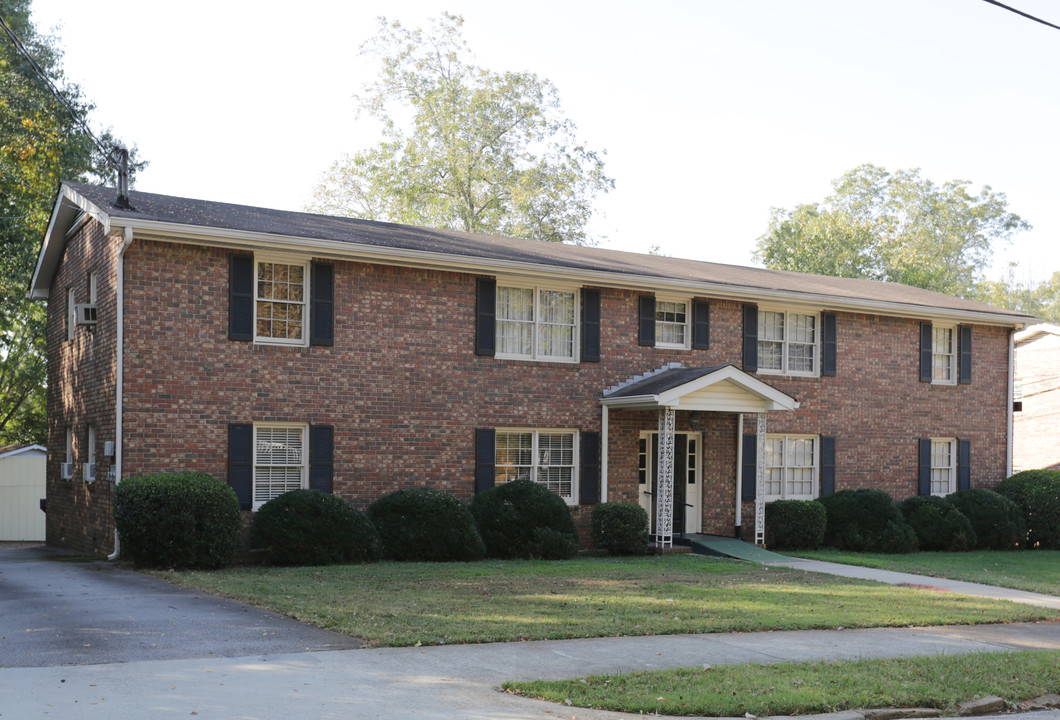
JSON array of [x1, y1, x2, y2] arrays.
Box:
[[107, 227, 133, 560], [600, 405, 609, 503], [1006, 329, 1015, 478]]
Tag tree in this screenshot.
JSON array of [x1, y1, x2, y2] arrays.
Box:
[[1, 0, 141, 444], [311, 13, 613, 245], [754, 164, 1031, 298], [977, 268, 1060, 323]]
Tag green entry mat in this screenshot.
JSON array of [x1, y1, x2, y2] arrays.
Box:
[[679, 534, 792, 563]]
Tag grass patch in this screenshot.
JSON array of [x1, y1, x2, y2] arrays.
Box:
[[790, 549, 1060, 596], [504, 650, 1060, 717], [156, 555, 1058, 647]]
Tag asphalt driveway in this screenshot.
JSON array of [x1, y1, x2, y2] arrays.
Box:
[[0, 545, 361, 668]]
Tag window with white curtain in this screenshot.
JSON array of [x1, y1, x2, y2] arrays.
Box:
[[496, 285, 577, 361], [253, 424, 307, 509], [655, 299, 689, 349], [930, 438, 956, 495]]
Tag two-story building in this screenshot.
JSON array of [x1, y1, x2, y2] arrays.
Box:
[[31, 182, 1033, 556]]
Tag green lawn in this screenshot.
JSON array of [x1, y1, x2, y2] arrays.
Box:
[[788, 549, 1060, 596], [505, 650, 1060, 717], [157, 555, 1059, 647]]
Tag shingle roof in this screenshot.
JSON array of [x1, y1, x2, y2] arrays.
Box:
[[604, 365, 731, 398], [50, 182, 1034, 324]]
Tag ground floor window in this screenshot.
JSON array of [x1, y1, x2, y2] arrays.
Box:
[[254, 423, 308, 509], [930, 438, 956, 495], [495, 429, 577, 502], [763, 434, 818, 500]]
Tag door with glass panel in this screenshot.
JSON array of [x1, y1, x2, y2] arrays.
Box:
[[637, 431, 702, 535]]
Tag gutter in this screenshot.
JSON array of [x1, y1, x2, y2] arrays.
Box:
[[107, 226, 134, 561], [1007, 329, 1015, 478]]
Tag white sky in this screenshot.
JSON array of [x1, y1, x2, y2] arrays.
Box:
[[27, 0, 1060, 282]]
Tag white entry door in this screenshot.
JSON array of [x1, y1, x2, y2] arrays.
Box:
[[637, 431, 702, 535]]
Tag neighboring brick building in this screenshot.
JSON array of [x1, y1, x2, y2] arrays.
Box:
[[30, 183, 1034, 555], [1013, 323, 1060, 472]]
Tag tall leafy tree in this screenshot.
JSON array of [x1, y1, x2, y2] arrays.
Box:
[[0, 0, 141, 444], [754, 164, 1031, 298], [977, 268, 1060, 324], [311, 13, 613, 245]]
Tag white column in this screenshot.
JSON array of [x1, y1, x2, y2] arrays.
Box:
[[601, 405, 609, 503], [755, 414, 767, 546], [656, 407, 676, 547], [735, 413, 743, 532]]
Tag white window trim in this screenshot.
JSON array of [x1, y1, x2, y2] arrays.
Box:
[[762, 433, 820, 501], [67, 288, 76, 341], [655, 296, 691, 350], [252, 422, 309, 510], [757, 306, 820, 378], [87, 424, 96, 465], [495, 280, 580, 363], [495, 428, 580, 505], [930, 437, 957, 496], [253, 254, 310, 347], [931, 325, 957, 386], [88, 270, 97, 304]]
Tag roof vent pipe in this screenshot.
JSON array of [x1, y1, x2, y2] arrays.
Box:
[[113, 147, 132, 210]]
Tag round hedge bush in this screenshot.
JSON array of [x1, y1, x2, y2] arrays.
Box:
[[899, 495, 976, 552], [368, 487, 485, 562], [591, 502, 649, 555], [114, 472, 242, 569], [251, 489, 381, 566], [765, 499, 827, 550], [948, 488, 1025, 550], [995, 470, 1060, 549], [469, 479, 578, 559], [816, 489, 918, 554]]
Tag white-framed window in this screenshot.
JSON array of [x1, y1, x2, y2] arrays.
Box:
[[495, 429, 578, 503], [763, 434, 819, 500], [88, 270, 97, 304], [758, 309, 819, 376], [67, 288, 76, 341], [253, 423, 308, 509], [255, 257, 308, 345], [86, 424, 96, 465], [930, 438, 956, 496], [496, 283, 578, 362], [655, 299, 690, 349], [932, 326, 956, 384], [62, 427, 74, 479]]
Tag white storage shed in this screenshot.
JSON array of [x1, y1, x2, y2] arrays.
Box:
[[0, 444, 46, 542]]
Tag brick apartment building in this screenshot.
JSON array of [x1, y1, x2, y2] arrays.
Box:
[[30, 182, 1034, 556]]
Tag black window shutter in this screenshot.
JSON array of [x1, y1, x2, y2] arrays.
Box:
[[741, 434, 757, 500], [742, 304, 758, 372], [476, 278, 496, 356], [919, 322, 933, 383], [228, 423, 253, 510], [309, 425, 334, 494], [581, 288, 601, 362], [692, 299, 710, 350], [475, 428, 496, 493], [959, 325, 972, 385], [228, 255, 254, 341], [822, 312, 837, 377], [820, 436, 836, 495], [638, 295, 655, 347], [918, 438, 931, 496], [579, 431, 601, 505], [957, 439, 971, 491], [310, 262, 334, 347]]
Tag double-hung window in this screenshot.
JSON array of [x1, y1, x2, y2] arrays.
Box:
[[255, 259, 308, 345], [496, 284, 577, 361], [655, 299, 689, 349], [758, 309, 818, 376], [763, 435, 818, 500], [253, 423, 308, 509], [495, 429, 578, 503], [930, 438, 956, 495], [932, 326, 956, 384]]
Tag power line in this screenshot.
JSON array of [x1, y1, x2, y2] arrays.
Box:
[[981, 0, 1060, 31]]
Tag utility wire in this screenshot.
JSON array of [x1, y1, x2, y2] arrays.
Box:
[[981, 0, 1060, 31]]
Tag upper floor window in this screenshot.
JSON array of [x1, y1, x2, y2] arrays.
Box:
[[758, 309, 818, 376], [763, 434, 818, 500], [496, 285, 577, 362], [929, 438, 956, 495], [655, 299, 689, 349], [495, 429, 578, 503], [255, 260, 307, 344], [67, 288, 76, 341], [932, 326, 956, 384]]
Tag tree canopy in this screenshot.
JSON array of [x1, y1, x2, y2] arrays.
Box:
[[1, 0, 141, 443], [753, 164, 1031, 299], [310, 13, 613, 245]]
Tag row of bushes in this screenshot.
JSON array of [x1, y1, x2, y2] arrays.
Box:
[[114, 473, 651, 569], [767, 469, 1060, 553]]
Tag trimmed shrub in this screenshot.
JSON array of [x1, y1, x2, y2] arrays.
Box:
[[470, 479, 578, 559], [591, 502, 650, 555], [816, 489, 918, 554], [764, 499, 827, 550], [948, 488, 1025, 550], [995, 470, 1060, 549], [899, 495, 976, 551], [252, 489, 381, 566], [368, 487, 485, 562], [114, 472, 242, 569]]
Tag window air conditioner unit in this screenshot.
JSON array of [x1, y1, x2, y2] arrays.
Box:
[[60, 462, 74, 480], [83, 462, 97, 483], [75, 303, 97, 325]]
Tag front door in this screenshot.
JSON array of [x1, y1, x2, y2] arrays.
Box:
[[638, 431, 702, 535]]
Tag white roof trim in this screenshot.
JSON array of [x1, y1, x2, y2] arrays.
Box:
[[601, 365, 800, 412], [0, 444, 46, 460], [1015, 322, 1060, 344]]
